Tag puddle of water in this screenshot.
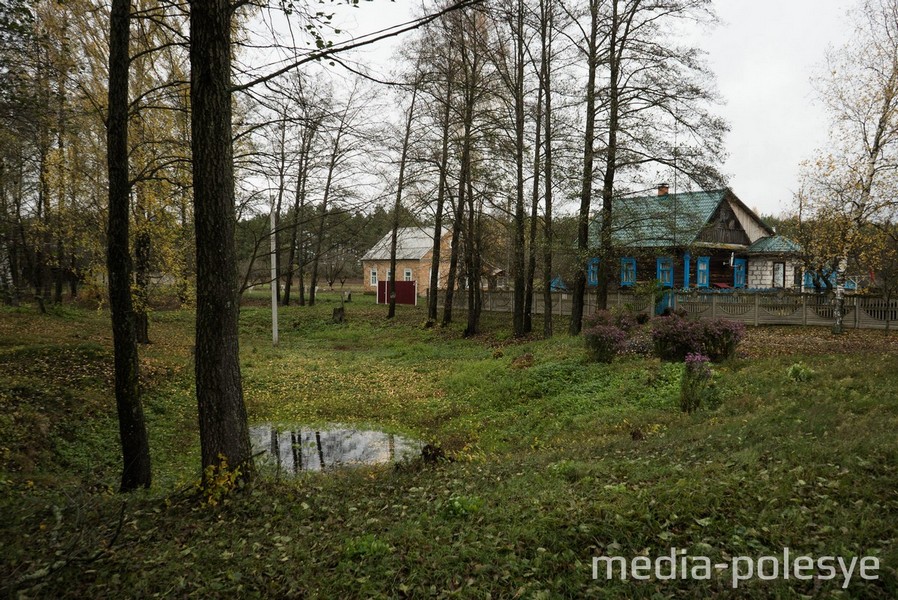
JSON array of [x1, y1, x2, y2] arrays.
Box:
[[249, 424, 423, 473]]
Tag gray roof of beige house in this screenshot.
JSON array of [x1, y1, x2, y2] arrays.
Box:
[[361, 227, 447, 261], [746, 234, 802, 254]]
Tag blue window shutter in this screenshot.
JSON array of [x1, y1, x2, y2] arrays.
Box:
[[656, 257, 673, 288], [587, 257, 599, 287], [697, 257, 710, 288], [734, 258, 747, 288], [620, 257, 636, 287], [683, 252, 691, 289]]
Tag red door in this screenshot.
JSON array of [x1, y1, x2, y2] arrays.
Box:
[[377, 281, 417, 305]]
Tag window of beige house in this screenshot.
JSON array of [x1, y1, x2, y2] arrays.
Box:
[[773, 262, 785, 288], [404, 269, 413, 281], [369, 269, 377, 286]]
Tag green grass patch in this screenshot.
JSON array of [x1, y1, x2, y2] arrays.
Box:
[[0, 298, 896, 598]]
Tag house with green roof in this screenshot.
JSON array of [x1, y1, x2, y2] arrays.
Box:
[[588, 185, 802, 291]]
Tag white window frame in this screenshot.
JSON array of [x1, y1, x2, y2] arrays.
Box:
[[370, 269, 377, 286], [773, 262, 785, 289], [404, 268, 413, 282]]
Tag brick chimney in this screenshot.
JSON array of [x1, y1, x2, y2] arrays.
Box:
[[657, 183, 669, 196]]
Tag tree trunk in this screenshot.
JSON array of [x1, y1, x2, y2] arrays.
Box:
[[309, 135, 341, 307], [134, 229, 151, 344], [442, 82, 475, 328], [525, 68, 543, 335], [283, 121, 316, 306], [427, 81, 452, 324], [54, 31, 68, 306], [569, 0, 600, 336], [107, 0, 151, 491], [387, 214, 399, 319], [388, 84, 418, 319], [541, 0, 554, 338], [189, 0, 254, 482], [596, 0, 621, 313], [69, 252, 78, 299], [272, 119, 288, 305], [464, 173, 481, 336], [511, 0, 527, 338], [442, 142, 468, 327]]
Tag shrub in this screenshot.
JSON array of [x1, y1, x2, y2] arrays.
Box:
[[787, 361, 815, 382], [584, 308, 638, 332], [584, 324, 627, 363], [622, 328, 654, 356], [680, 352, 713, 413], [652, 315, 703, 361], [441, 495, 484, 518], [651, 315, 744, 362], [701, 318, 745, 362]]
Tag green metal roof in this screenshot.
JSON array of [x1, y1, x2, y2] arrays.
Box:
[[591, 189, 727, 248], [746, 235, 801, 254]]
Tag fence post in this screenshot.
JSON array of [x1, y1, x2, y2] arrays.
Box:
[[754, 294, 760, 326], [802, 294, 808, 326], [711, 294, 717, 318], [853, 296, 859, 329]]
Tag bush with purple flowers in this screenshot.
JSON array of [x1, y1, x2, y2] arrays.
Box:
[[651, 315, 744, 362], [584, 324, 627, 363], [701, 318, 746, 362], [622, 328, 654, 356], [680, 352, 713, 413], [584, 308, 638, 332]]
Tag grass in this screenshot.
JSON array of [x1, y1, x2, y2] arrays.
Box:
[[1, 294, 897, 598]]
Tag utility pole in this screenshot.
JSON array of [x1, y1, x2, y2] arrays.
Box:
[[270, 201, 279, 346]]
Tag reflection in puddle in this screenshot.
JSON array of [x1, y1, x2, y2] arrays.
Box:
[[249, 425, 423, 473]]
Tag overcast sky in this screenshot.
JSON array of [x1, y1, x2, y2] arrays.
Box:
[[314, 0, 857, 218], [702, 0, 854, 217]]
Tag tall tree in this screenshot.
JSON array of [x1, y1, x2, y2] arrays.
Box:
[[489, 0, 528, 336], [189, 0, 254, 481], [568, 0, 724, 333], [424, 31, 455, 326], [567, 0, 600, 335], [309, 86, 359, 306], [282, 79, 323, 306], [107, 0, 151, 491], [538, 0, 556, 338], [387, 80, 420, 319], [798, 0, 898, 331]]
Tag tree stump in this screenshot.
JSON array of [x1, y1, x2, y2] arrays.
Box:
[[332, 307, 345, 323]]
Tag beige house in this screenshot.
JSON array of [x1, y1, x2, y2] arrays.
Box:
[[361, 227, 452, 296]]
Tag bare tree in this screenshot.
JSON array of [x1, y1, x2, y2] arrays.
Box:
[[388, 78, 420, 319], [309, 85, 363, 306], [568, 0, 724, 333], [798, 0, 898, 332], [567, 0, 600, 335]]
